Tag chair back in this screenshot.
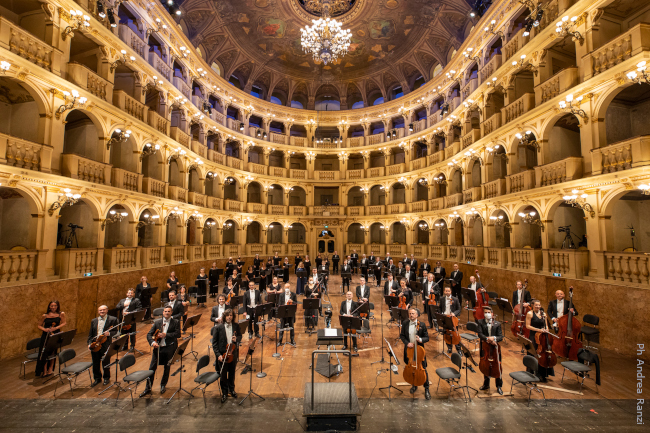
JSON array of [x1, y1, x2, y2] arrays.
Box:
[[161, 290, 169, 303], [362, 318, 370, 329], [451, 352, 462, 370], [465, 322, 478, 333], [152, 307, 165, 318], [119, 354, 136, 372], [583, 314, 599, 327], [196, 355, 210, 372], [26, 337, 41, 351], [58, 348, 76, 364], [522, 354, 538, 373], [487, 291, 498, 299], [369, 302, 374, 310]]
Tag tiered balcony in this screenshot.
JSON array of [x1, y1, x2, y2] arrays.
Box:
[[113, 90, 149, 122], [67, 63, 111, 102], [502, 28, 528, 63], [409, 201, 427, 212], [190, 140, 206, 158], [118, 24, 146, 59], [461, 129, 481, 149], [313, 206, 340, 216], [289, 205, 306, 216], [591, 136, 650, 175], [170, 127, 190, 148], [167, 185, 188, 202], [428, 150, 444, 165], [186, 245, 204, 261], [248, 162, 267, 175], [148, 52, 171, 81], [444, 192, 463, 208], [463, 187, 481, 204], [270, 132, 287, 145], [368, 167, 385, 177], [509, 248, 542, 272], [246, 202, 265, 213], [429, 197, 444, 211], [0, 132, 53, 173], [463, 246, 484, 265], [55, 248, 103, 279], [104, 247, 140, 273], [141, 246, 164, 268], [0, 249, 47, 285], [268, 204, 287, 215], [503, 93, 535, 124], [111, 168, 141, 192], [483, 178, 506, 199], [597, 250, 650, 287], [165, 245, 185, 263], [543, 249, 589, 279], [534, 156, 583, 187], [207, 196, 222, 210], [316, 170, 339, 181], [224, 199, 243, 212], [486, 247, 508, 268], [448, 245, 464, 262], [367, 205, 384, 215], [148, 110, 170, 135], [387, 203, 406, 214], [172, 76, 191, 100], [535, 67, 579, 106], [481, 112, 501, 137], [188, 191, 206, 207], [61, 154, 111, 185], [142, 177, 167, 198], [347, 169, 364, 180], [506, 169, 535, 193], [0, 16, 62, 74], [479, 54, 501, 83], [290, 169, 307, 180], [204, 245, 221, 260], [347, 206, 364, 216], [387, 163, 404, 176], [586, 23, 650, 79], [444, 142, 460, 160]]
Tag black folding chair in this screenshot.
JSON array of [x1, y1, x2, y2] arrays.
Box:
[[54, 349, 93, 397], [509, 355, 546, 406], [20, 337, 41, 378], [117, 354, 154, 407], [191, 355, 221, 407]]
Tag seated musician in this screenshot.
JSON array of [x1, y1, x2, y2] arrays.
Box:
[[477, 307, 504, 395], [397, 278, 413, 309], [339, 291, 358, 352], [88, 305, 118, 387], [211, 309, 241, 403], [548, 290, 578, 331], [277, 283, 297, 347], [210, 294, 227, 324], [400, 307, 431, 400], [356, 277, 370, 303], [441, 286, 462, 355], [141, 306, 180, 396], [116, 288, 141, 350]]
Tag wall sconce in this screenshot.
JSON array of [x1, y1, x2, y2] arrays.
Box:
[[224, 177, 235, 185], [463, 98, 475, 108], [186, 211, 203, 226], [563, 190, 595, 218], [142, 76, 163, 95], [146, 18, 167, 38], [490, 215, 512, 229], [433, 175, 447, 185], [136, 213, 160, 229], [639, 184, 650, 195], [434, 127, 447, 138], [485, 77, 498, 87], [398, 176, 408, 184], [197, 67, 207, 78], [48, 188, 81, 215], [62, 9, 90, 40], [518, 211, 544, 231], [223, 221, 233, 229], [101, 209, 128, 230], [627, 61, 649, 85], [464, 148, 483, 164], [516, 131, 539, 151], [243, 217, 253, 228], [449, 210, 462, 221], [511, 54, 538, 75], [205, 221, 216, 228], [486, 144, 509, 162], [418, 178, 428, 186], [54, 90, 88, 120], [418, 222, 429, 232], [555, 15, 584, 45], [107, 128, 132, 149], [359, 225, 370, 233], [179, 46, 189, 58], [462, 48, 480, 62], [483, 19, 504, 38], [110, 50, 136, 73], [434, 222, 448, 232], [140, 143, 160, 160], [244, 175, 254, 184], [0, 61, 11, 74], [558, 94, 588, 122], [164, 207, 181, 224], [447, 159, 463, 171]]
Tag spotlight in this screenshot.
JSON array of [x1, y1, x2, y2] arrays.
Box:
[[408, 123, 414, 132], [239, 123, 244, 132], [257, 130, 261, 137], [107, 8, 116, 27], [96, 1, 105, 18]]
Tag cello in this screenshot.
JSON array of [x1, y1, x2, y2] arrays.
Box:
[[536, 311, 558, 369], [403, 321, 427, 387], [511, 279, 531, 338], [551, 286, 582, 361], [473, 270, 490, 321], [479, 320, 502, 381]]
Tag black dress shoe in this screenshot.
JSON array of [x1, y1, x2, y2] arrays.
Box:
[[290, 340, 296, 345], [342, 346, 348, 351], [447, 348, 452, 354], [249, 333, 253, 339], [255, 334, 261, 339], [425, 389, 431, 400], [230, 391, 237, 398], [91, 379, 100, 387], [353, 347, 358, 352], [140, 389, 151, 398], [277, 342, 282, 347], [497, 387, 503, 395], [410, 386, 417, 394], [479, 384, 490, 391], [103, 378, 110, 385], [221, 394, 228, 403], [160, 385, 166, 394]]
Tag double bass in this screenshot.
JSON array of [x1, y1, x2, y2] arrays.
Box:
[[479, 324, 502, 380], [403, 321, 427, 387], [443, 312, 461, 346], [536, 311, 558, 369], [473, 270, 490, 321], [511, 279, 531, 338], [551, 286, 582, 361]]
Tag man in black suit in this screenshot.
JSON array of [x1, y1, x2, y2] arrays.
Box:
[[244, 281, 262, 338], [277, 283, 297, 346], [449, 263, 463, 303], [433, 261, 446, 281], [512, 280, 531, 309], [356, 277, 370, 303], [116, 288, 142, 350], [350, 250, 359, 274], [383, 272, 399, 297], [87, 305, 119, 386], [369, 252, 376, 264], [477, 308, 504, 395], [210, 294, 228, 324], [332, 251, 340, 275], [419, 270, 429, 286], [400, 307, 431, 400], [141, 306, 181, 396], [409, 254, 418, 273], [373, 257, 383, 287], [359, 254, 369, 280], [402, 264, 416, 285], [421, 258, 431, 275], [422, 272, 439, 329], [166, 289, 184, 323], [340, 291, 359, 351], [341, 259, 352, 292], [317, 259, 329, 292], [466, 275, 483, 309], [212, 309, 241, 402], [548, 290, 578, 331], [402, 254, 410, 267], [386, 258, 396, 276], [440, 286, 462, 354]]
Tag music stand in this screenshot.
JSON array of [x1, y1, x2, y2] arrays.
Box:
[[303, 298, 320, 335], [360, 264, 368, 280], [249, 304, 270, 378], [384, 295, 400, 326], [459, 342, 479, 402], [239, 322, 265, 406], [496, 298, 514, 328], [435, 313, 457, 360], [340, 272, 351, 294], [165, 338, 191, 404], [378, 338, 402, 401], [461, 288, 476, 324], [42, 329, 77, 384], [182, 313, 202, 361], [410, 281, 423, 305], [123, 309, 147, 355], [195, 279, 207, 307], [338, 315, 362, 357], [140, 287, 154, 321], [274, 303, 298, 357], [98, 334, 128, 398], [390, 307, 409, 341]]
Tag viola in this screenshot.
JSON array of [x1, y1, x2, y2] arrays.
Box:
[[473, 270, 490, 321], [225, 287, 236, 306], [89, 323, 120, 352], [427, 290, 437, 306], [224, 339, 237, 363], [479, 336, 502, 379], [403, 321, 428, 387], [536, 311, 558, 368], [511, 278, 531, 338], [551, 286, 582, 361], [443, 313, 461, 346], [398, 292, 407, 310]]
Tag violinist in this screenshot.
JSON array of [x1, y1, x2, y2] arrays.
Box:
[[277, 283, 297, 347], [305, 277, 320, 326], [210, 294, 227, 324], [223, 277, 239, 300], [341, 259, 352, 292], [384, 273, 399, 297], [403, 264, 416, 284], [422, 272, 439, 329], [513, 280, 531, 309], [400, 308, 431, 400], [441, 286, 462, 355], [548, 290, 578, 331], [166, 289, 184, 323], [525, 300, 554, 382], [356, 277, 369, 303], [141, 306, 180, 397], [340, 291, 359, 352], [116, 288, 141, 350], [397, 278, 413, 309], [467, 275, 483, 309], [332, 251, 340, 275], [477, 307, 504, 395], [87, 305, 118, 386], [212, 309, 241, 403], [244, 281, 262, 339]]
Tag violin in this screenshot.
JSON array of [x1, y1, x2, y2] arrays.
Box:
[[536, 311, 558, 368], [225, 286, 236, 306], [224, 339, 237, 363], [479, 324, 502, 380], [511, 278, 531, 338], [89, 323, 120, 352], [398, 292, 407, 310], [473, 270, 490, 321], [551, 286, 582, 361], [403, 321, 427, 387]]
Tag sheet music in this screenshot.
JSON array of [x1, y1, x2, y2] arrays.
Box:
[[324, 329, 338, 337]]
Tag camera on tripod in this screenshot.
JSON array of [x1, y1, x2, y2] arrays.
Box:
[[68, 223, 83, 230], [557, 225, 571, 233], [65, 223, 83, 248], [324, 307, 333, 328]]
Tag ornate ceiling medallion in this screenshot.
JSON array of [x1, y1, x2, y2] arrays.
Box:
[[300, 0, 352, 65], [299, 0, 356, 17]]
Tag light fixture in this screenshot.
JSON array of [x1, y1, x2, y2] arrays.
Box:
[[48, 188, 81, 215], [555, 15, 584, 45], [62, 10, 90, 40], [462, 47, 479, 62], [110, 49, 136, 72], [186, 210, 203, 226], [54, 90, 88, 120], [447, 159, 462, 171], [465, 208, 481, 219], [434, 222, 448, 232], [433, 175, 447, 184], [563, 189, 595, 218], [558, 94, 588, 122], [137, 213, 160, 229], [106, 8, 116, 27], [146, 18, 166, 38], [418, 222, 429, 232], [516, 131, 539, 151], [107, 128, 132, 149], [0, 61, 11, 74], [486, 77, 498, 87], [224, 177, 235, 185], [418, 178, 428, 186], [102, 209, 129, 230], [300, 0, 352, 65], [398, 176, 407, 184], [511, 54, 538, 75], [490, 215, 511, 229], [223, 221, 233, 229], [164, 207, 181, 224], [518, 211, 544, 230], [141, 76, 161, 95], [627, 61, 650, 85], [483, 19, 504, 38], [449, 211, 462, 221], [205, 221, 216, 228]]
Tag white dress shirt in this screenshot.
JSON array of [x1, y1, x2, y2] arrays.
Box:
[[97, 316, 106, 336], [346, 300, 352, 314], [225, 322, 233, 343], [444, 296, 452, 315], [159, 318, 170, 347], [249, 290, 256, 308], [556, 300, 565, 318], [409, 321, 418, 344]]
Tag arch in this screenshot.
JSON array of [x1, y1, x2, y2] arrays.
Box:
[[0, 186, 40, 249], [223, 218, 238, 244], [347, 186, 364, 206], [137, 207, 160, 247], [246, 221, 262, 243], [289, 185, 306, 206], [468, 215, 484, 246], [0, 76, 48, 145], [466, 158, 482, 188], [57, 198, 100, 248], [540, 113, 582, 166], [390, 222, 406, 244], [109, 133, 137, 173], [486, 144, 508, 181], [347, 222, 364, 244], [601, 188, 650, 252], [246, 181, 262, 203], [510, 130, 539, 175], [266, 222, 282, 244], [223, 176, 239, 200], [104, 204, 133, 248], [168, 156, 184, 187], [489, 209, 511, 248], [513, 204, 542, 249], [369, 185, 386, 206], [597, 82, 650, 147], [267, 184, 284, 205], [452, 218, 464, 246], [389, 182, 406, 204], [432, 218, 449, 245], [288, 222, 306, 243], [63, 109, 105, 162], [415, 220, 430, 244], [369, 222, 385, 244]]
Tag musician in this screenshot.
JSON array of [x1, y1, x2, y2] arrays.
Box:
[[212, 308, 241, 402], [196, 267, 208, 307], [277, 283, 297, 346], [305, 277, 321, 325], [341, 259, 352, 292], [267, 276, 282, 302], [409, 254, 418, 272], [296, 262, 307, 295], [421, 258, 431, 274], [396, 261, 405, 278], [236, 256, 244, 274], [477, 307, 504, 395], [135, 275, 150, 302], [209, 262, 220, 298], [273, 252, 281, 266], [303, 254, 311, 274], [222, 277, 239, 307], [350, 249, 359, 274], [210, 294, 227, 324], [359, 254, 369, 280], [402, 253, 410, 266], [422, 272, 439, 329], [177, 285, 190, 329], [166, 271, 179, 290], [373, 257, 383, 287], [400, 307, 431, 400], [282, 257, 291, 283], [245, 266, 255, 285], [525, 299, 554, 382], [253, 254, 261, 272], [449, 263, 463, 303], [419, 270, 429, 286], [356, 277, 370, 303], [384, 272, 399, 297], [294, 253, 302, 274], [512, 280, 531, 309], [548, 290, 578, 330], [340, 291, 358, 352], [397, 278, 413, 309], [433, 261, 446, 281], [369, 252, 376, 263], [116, 288, 141, 350], [403, 264, 416, 284], [441, 286, 462, 354], [36, 301, 66, 377], [258, 263, 268, 293], [87, 305, 118, 386], [231, 268, 240, 288], [244, 281, 262, 339], [140, 305, 181, 396], [467, 275, 483, 308], [332, 251, 340, 274], [317, 263, 329, 292], [315, 253, 323, 269], [386, 258, 396, 276], [225, 257, 235, 280], [167, 289, 184, 322], [384, 252, 391, 264]]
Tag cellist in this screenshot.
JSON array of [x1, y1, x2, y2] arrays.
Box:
[[212, 309, 241, 403], [548, 290, 578, 331], [512, 280, 531, 309], [467, 275, 483, 309], [400, 308, 431, 400], [525, 300, 554, 382], [477, 307, 504, 395], [441, 286, 462, 355]]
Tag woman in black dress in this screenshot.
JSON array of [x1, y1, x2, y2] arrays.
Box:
[[35, 300, 67, 377], [209, 262, 219, 297], [258, 262, 267, 293], [178, 285, 191, 327], [525, 299, 555, 382], [196, 267, 208, 306], [294, 253, 301, 274], [282, 258, 291, 284], [167, 271, 179, 291], [136, 275, 152, 319], [246, 266, 255, 284], [295, 262, 306, 295], [315, 253, 322, 269], [303, 255, 311, 275]]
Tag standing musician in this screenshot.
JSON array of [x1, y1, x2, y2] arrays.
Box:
[[397, 278, 413, 309], [548, 290, 578, 331], [433, 261, 446, 283], [340, 291, 359, 352], [525, 300, 554, 382], [87, 305, 118, 386], [267, 276, 282, 300], [359, 254, 369, 280], [422, 272, 439, 329], [294, 253, 301, 274], [305, 277, 321, 324], [350, 249, 359, 274], [400, 307, 431, 400], [315, 253, 323, 269], [210, 294, 228, 324], [512, 280, 531, 309], [441, 286, 462, 355], [223, 277, 239, 301], [177, 285, 190, 329], [341, 258, 352, 292], [116, 289, 141, 350], [421, 258, 431, 274], [449, 263, 463, 303], [409, 254, 418, 272], [225, 257, 235, 280], [419, 270, 429, 286], [36, 301, 66, 377], [273, 252, 281, 266], [373, 256, 383, 287], [477, 307, 504, 395], [317, 261, 329, 293], [253, 254, 262, 273], [467, 275, 483, 309], [369, 251, 376, 264], [283, 257, 291, 284], [209, 262, 220, 298], [140, 305, 180, 396], [212, 309, 241, 402], [277, 283, 297, 346], [136, 276, 153, 320], [166, 289, 184, 322], [166, 271, 179, 291], [403, 264, 416, 285], [244, 281, 262, 339], [396, 261, 405, 278], [384, 252, 391, 264], [231, 268, 241, 289], [402, 253, 410, 267], [356, 277, 370, 303], [196, 267, 208, 307], [386, 258, 397, 276], [332, 251, 340, 275], [384, 272, 399, 297]]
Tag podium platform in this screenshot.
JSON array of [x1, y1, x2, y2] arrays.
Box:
[[303, 382, 360, 431]]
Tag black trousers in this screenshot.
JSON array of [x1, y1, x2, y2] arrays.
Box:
[[423, 303, 437, 329], [217, 359, 236, 394], [91, 346, 111, 381], [332, 261, 339, 274], [451, 284, 462, 304], [446, 342, 462, 353], [146, 346, 173, 389], [342, 278, 350, 291], [375, 271, 382, 286], [278, 317, 295, 342], [120, 326, 136, 348], [483, 375, 503, 388], [343, 334, 357, 348], [248, 312, 260, 335]]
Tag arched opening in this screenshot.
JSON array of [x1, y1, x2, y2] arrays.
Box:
[[603, 83, 650, 145], [203, 218, 217, 244], [288, 223, 306, 243], [347, 153, 364, 170], [225, 140, 240, 158], [488, 145, 508, 181], [0, 187, 37, 249], [137, 208, 159, 247], [604, 190, 650, 252], [416, 220, 430, 244], [391, 222, 406, 244], [468, 159, 482, 188], [414, 178, 428, 201], [314, 154, 340, 171], [369, 185, 386, 206], [223, 220, 237, 244], [247, 182, 262, 203], [168, 157, 183, 187], [268, 184, 284, 205], [290, 124, 307, 138], [432, 174, 447, 198], [548, 203, 587, 249], [545, 113, 581, 165], [369, 150, 385, 168], [433, 219, 449, 245], [104, 205, 132, 248], [188, 168, 201, 192], [469, 216, 484, 246], [269, 150, 285, 168], [370, 222, 385, 244], [513, 132, 539, 174], [246, 221, 261, 244], [57, 200, 97, 248], [205, 173, 220, 197], [267, 222, 282, 244], [315, 84, 340, 111], [0, 76, 44, 145], [390, 183, 405, 204], [289, 186, 306, 206], [141, 145, 164, 182], [224, 177, 238, 200], [109, 134, 137, 174], [186, 216, 199, 245], [63, 110, 101, 162], [290, 153, 307, 170], [489, 210, 511, 248], [452, 219, 464, 246], [347, 186, 364, 206], [450, 169, 463, 195], [515, 205, 542, 248], [347, 223, 364, 244]]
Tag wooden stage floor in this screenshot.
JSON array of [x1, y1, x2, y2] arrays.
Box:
[[0, 274, 635, 404]]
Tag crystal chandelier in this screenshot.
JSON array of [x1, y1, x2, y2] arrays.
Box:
[[300, 0, 352, 65]]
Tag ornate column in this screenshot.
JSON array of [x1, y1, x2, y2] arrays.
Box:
[[305, 151, 316, 180], [338, 151, 348, 178], [283, 120, 293, 145]]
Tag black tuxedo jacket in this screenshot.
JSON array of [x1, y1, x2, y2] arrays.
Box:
[[244, 289, 262, 310], [449, 270, 462, 286], [116, 297, 142, 316], [384, 280, 399, 296], [210, 304, 227, 323], [440, 296, 461, 316], [167, 299, 184, 322], [400, 319, 429, 363], [211, 322, 242, 359], [421, 263, 431, 272], [340, 299, 359, 316], [87, 315, 119, 346], [433, 266, 447, 280], [341, 265, 352, 276], [477, 319, 504, 358], [146, 317, 181, 351], [386, 264, 396, 275], [512, 289, 532, 307], [332, 254, 340, 263], [369, 255, 376, 263], [356, 285, 370, 300], [547, 299, 578, 320], [402, 271, 416, 283], [277, 291, 297, 306], [410, 259, 418, 270], [423, 279, 439, 299]]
